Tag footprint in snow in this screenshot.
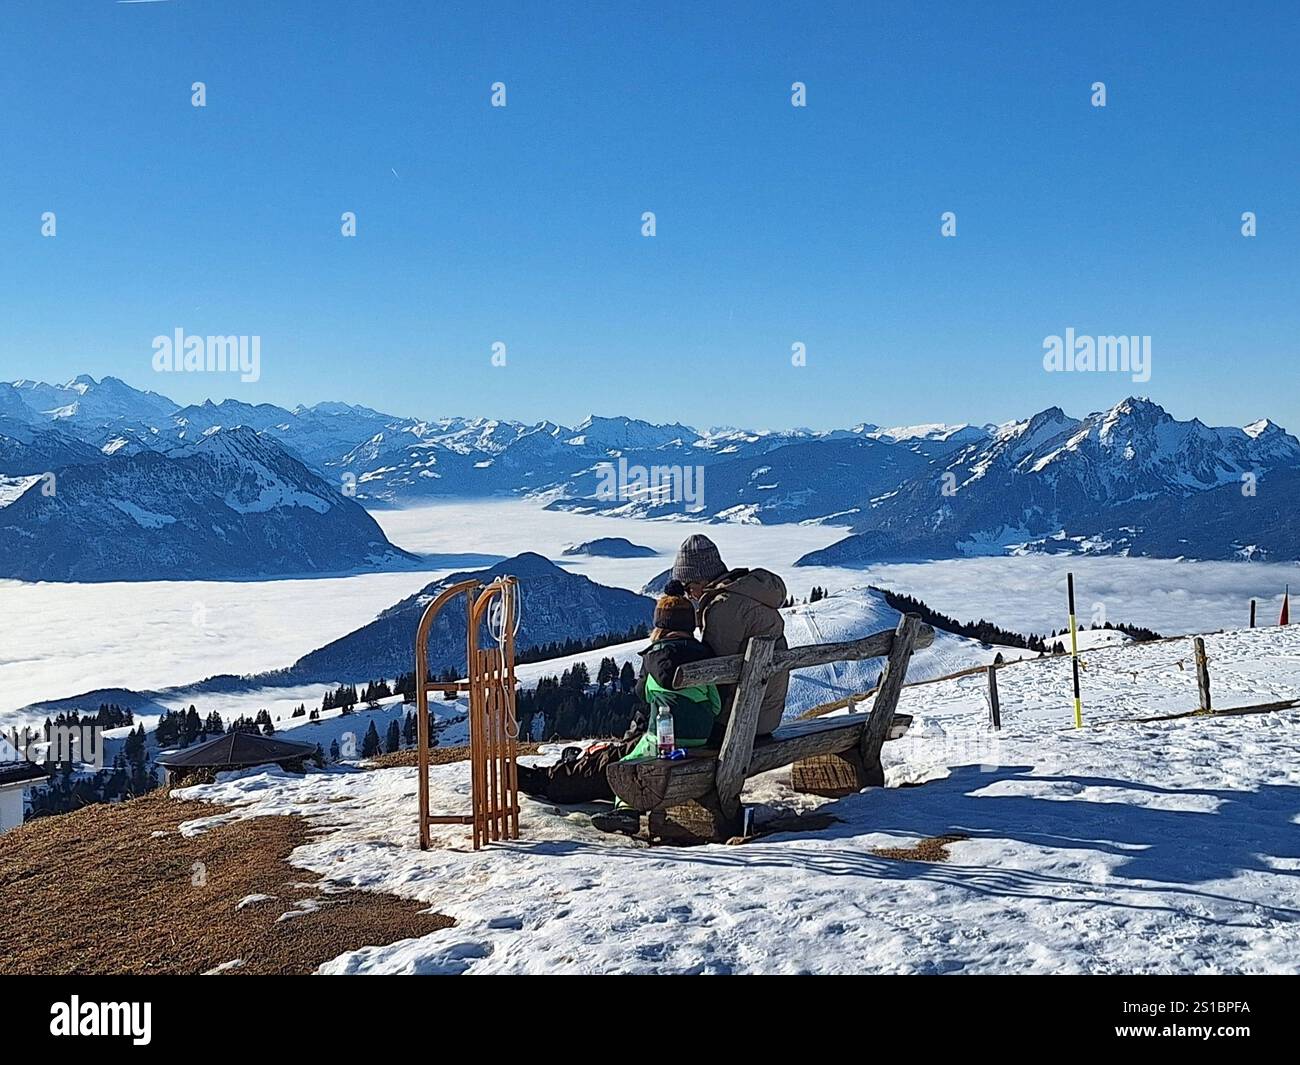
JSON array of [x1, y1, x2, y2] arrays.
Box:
[[487, 915, 524, 930], [412, 940, 493, 975]]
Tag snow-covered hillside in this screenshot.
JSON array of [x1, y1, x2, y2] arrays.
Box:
[[0, 426, 417, 581], [279, 552, 650, 685], [506, 585, 1026, 720], [172, 622, 1300, 974]]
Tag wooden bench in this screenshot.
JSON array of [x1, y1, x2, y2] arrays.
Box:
[[606, 613, 933, 843]]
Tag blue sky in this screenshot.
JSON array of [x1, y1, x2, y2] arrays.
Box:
[[0, 0, 1296, 431]]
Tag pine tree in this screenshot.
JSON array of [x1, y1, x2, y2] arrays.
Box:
[[125, 725, 152, 797], [596, 657, 616, 686], [156, 710, 180, 747], [385, 720, 401, 754], [182, 705, 202, 746], [361, 721, 381, 758]]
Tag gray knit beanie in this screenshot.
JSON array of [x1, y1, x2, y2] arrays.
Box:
[[672, 534, 727, 584]]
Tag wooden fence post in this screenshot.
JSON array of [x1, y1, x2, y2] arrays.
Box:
[[1194, 637, 1212, 712], [987, 664, 1001, 730], [1250, 599, 1257, 628]]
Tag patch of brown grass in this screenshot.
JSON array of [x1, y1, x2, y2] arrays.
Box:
[[365, 742, 542, 770], [0, 792, 451, 975], [872, 833, 969, 862]]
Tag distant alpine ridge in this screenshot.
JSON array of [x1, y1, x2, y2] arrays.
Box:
[[4, 374, 1298, 572], [0, 386, 416, 581], [794, 398, 1300, 566]]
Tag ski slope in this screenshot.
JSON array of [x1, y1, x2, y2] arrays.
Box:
[[173, 623, 1300, 975]]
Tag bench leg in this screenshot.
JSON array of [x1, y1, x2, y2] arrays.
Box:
[[648, 790, 741, 844], [858, 750, 887, 790], [791, 747, 879, 796], [858, 614, 922, 790]]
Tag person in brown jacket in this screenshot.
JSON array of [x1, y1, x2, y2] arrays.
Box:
[[514, 536, 790, 808], [670, 535, 790, 736]]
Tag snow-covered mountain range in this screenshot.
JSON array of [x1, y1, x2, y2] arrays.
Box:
[[0, 420, 415, 581], [4, 374, 1297, 572], [796, 398, 1300, 565]]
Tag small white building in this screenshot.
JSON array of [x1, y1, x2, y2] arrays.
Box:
[[0, 764, 49, 833], [0, 739, 50, 833]]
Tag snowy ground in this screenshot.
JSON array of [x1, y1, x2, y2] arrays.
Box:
[[3, 499, 1295, 724], [173, 623, 1300, 975]]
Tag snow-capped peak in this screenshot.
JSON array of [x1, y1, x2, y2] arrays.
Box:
[[870, 422, 985, 443], [568, 415, 698, 452], [1244, 417, 1281, 438]]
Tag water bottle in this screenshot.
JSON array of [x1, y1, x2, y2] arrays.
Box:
[[655, 705, 675, 758]]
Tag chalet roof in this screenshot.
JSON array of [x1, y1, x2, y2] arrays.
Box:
[[0, 761, 52, 787], [155, 731, 318, 770]]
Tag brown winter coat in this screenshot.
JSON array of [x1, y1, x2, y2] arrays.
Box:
[[697, 568, 789, 736]]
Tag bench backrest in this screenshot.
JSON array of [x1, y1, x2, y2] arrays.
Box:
[[709, 614, 930, 821]]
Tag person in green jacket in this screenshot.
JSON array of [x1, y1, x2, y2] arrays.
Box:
[[591, 584, 721, 835]]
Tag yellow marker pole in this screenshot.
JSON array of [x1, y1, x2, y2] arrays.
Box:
[[1067, 572, 1083, 728]]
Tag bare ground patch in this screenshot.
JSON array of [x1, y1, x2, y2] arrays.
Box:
[[0, 791, 451, 975], [872, 833, 970, 862]]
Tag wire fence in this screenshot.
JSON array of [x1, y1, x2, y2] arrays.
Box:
[[980, 625, 1298, 731]]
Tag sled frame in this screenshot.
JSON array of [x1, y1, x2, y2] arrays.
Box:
[[416, 576, 521, 850]]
